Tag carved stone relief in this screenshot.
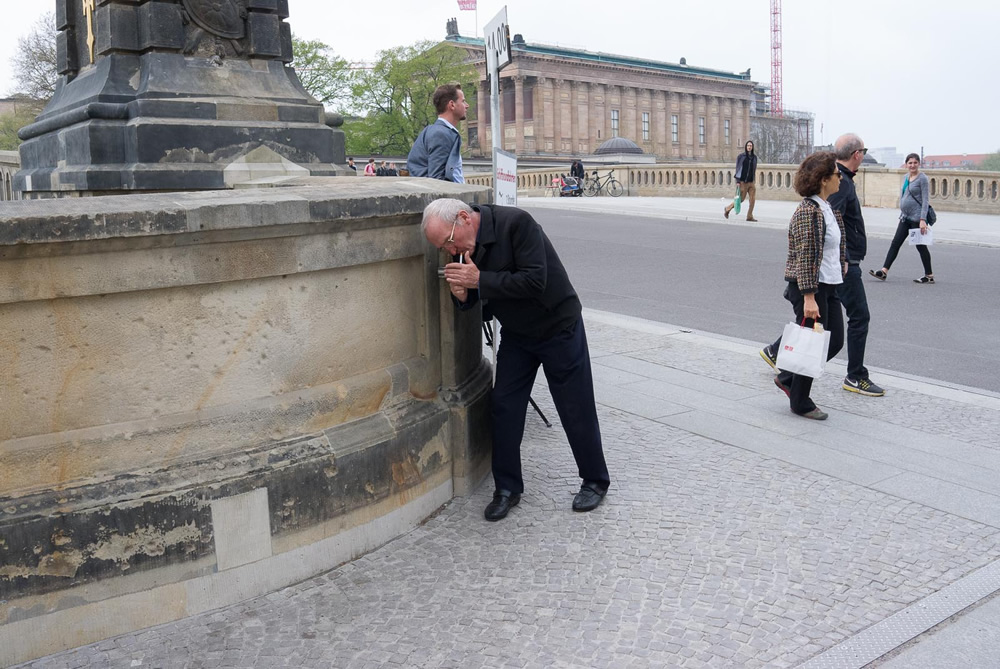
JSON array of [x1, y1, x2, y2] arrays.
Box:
[[182, 0, 247, 58]]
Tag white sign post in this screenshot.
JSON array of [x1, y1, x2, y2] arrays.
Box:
[[493, 148, 517, 206], [483, 8, 514, 385], [483, 7, 513, 206]]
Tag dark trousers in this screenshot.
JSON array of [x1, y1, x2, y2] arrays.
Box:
[[883, 219, 933, 275], [491, 318, 610, 495], [776, 282, 845, 414], [769, 264, 869, 381]]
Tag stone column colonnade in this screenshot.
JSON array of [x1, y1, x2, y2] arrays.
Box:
[[475, 66, 752, 162]]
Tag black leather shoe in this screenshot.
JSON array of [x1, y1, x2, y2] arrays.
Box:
[[484, 490, 520, 521], [572, 482, 608, 512]]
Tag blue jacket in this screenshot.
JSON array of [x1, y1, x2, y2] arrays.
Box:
[[407, 119, 463, 182]]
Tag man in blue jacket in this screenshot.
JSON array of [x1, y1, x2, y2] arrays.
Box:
[[407, 84, 469, 183], [422, 198, 612, 521]]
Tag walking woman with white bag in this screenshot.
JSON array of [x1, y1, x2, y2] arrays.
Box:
[[773, 151, 847, 420]]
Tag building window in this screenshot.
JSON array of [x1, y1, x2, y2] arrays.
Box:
[[724, 119, 730, 145], [523, 84, 534, 120], [698, 117, 706, 144], [642, 112, 650, 141], [611, 109, 619, 137], [671, 115, 678, 142]]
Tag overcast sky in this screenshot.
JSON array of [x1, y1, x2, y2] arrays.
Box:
[[2, 1, 995, 155]]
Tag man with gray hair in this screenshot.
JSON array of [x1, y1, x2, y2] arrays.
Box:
[[763, 133, 885, 397], [422, 198, 611, 521]]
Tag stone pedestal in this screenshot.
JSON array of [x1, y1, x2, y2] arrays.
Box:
[[0, 179, 492, 665], [15, 0, 345, 197]]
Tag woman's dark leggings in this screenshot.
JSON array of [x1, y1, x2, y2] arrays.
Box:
[[776, 282, 845, 414], [882, 219, 932, 275]]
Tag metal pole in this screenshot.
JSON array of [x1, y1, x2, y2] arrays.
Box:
[[491, 61, 501, 178]]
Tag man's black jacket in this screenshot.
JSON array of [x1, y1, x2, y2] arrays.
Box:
[[828, 162, 867, 263], [459, 205, 581, 339]]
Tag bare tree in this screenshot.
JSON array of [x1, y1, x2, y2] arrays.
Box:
[[10, 12, 59, 101]]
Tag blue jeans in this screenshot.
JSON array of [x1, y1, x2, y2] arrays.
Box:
[[770, 264, 871, 381]]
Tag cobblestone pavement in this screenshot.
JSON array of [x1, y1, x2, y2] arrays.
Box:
[[18, 314, 1000, 668]]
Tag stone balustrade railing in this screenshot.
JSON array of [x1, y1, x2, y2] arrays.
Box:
[[465, 163, 1000, 214], [0, 152, 19, 201]]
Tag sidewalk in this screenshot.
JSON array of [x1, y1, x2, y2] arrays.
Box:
[[520, 196, 1000, 248], [18, 310, 1000, 668]]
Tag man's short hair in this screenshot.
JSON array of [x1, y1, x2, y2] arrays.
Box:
[[433, 84, 463, 114], [834, 134, 864, 161], [421, 198, 473, 235]]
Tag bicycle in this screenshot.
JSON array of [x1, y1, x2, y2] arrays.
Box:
[[584, 170, 624, 197]]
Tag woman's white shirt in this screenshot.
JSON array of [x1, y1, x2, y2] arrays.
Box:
[[811, 195, 843, 285]]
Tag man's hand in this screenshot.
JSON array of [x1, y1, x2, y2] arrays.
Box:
[[450, 283, 468, 302], [443, 252, 480, 289]]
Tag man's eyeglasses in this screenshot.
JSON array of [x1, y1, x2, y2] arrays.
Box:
[[856, 148, 868, 156], [446, 219, 458, 244]]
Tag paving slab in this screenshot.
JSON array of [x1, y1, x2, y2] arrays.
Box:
[[15, 309, 1000, 669]]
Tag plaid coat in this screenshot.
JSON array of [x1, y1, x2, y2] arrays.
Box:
[[784, 198, 847, 294]]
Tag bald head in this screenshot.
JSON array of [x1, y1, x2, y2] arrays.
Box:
[[834, 133, 865, 170], [835, 134, 864, 159]]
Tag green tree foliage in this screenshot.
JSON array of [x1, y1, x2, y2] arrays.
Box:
[[0, 102, 44, 150], [345, 41, 476, 156], [291, 36, 353, 112], [980, 151, 1000, 172]]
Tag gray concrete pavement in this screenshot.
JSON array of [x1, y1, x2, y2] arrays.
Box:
[[521, 196, 1000, 248], [17, 309, 1000, 668]]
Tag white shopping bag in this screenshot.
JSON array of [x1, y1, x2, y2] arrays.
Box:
[[908, 228, 933, 245], [775, 321, 831, 378]]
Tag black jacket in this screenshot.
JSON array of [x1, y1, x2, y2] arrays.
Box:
[[735, 152, 757, 183], [827, 162, 866, 263], [461, 205, 582, 339]]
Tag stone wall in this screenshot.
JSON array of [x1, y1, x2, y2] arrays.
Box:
[[466, 164, 1000, 214], [0, 178, 492, 666]]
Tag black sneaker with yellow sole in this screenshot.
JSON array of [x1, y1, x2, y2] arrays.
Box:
[[843, 376, 885, 397]]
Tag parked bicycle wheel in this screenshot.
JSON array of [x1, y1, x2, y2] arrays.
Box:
[[608, 179, 624, 197], [584, 181, 599, 197]]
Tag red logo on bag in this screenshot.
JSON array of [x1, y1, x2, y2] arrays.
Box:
[[783, 345, 794, 352]]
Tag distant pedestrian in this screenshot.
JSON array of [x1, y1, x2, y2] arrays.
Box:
[[771, 151, 846, 420], [376, 161, 388, 177], [870, 153, 934, 284], [724, 140, 758, 221], [347, 157, 357, 172], [421, 198, 612, 521], [570, 159, 584, 181], [388, 162, 399, 176], [364, 158, 376, 176], [762, 134, 885, 397], [407, 83, 468, 183]]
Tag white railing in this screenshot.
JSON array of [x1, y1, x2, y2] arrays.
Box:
[[466, 163, 1000, 214]]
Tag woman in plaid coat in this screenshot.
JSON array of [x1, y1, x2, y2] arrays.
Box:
[[774, 151, 848, 420]]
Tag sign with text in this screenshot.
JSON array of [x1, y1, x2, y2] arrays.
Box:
[[493, 148, 517, 206], [484, 6, 511, 70]]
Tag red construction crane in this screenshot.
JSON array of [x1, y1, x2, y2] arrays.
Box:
[[770, 0, 783, 117]]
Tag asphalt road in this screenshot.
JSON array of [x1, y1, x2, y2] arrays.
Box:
[[524, 206, 1000, 394]]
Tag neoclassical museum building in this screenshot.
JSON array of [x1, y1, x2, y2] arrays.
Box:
[[444, 19, 759, 163]]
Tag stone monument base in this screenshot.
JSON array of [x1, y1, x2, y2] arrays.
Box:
[[0, 178, 491, 665]]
